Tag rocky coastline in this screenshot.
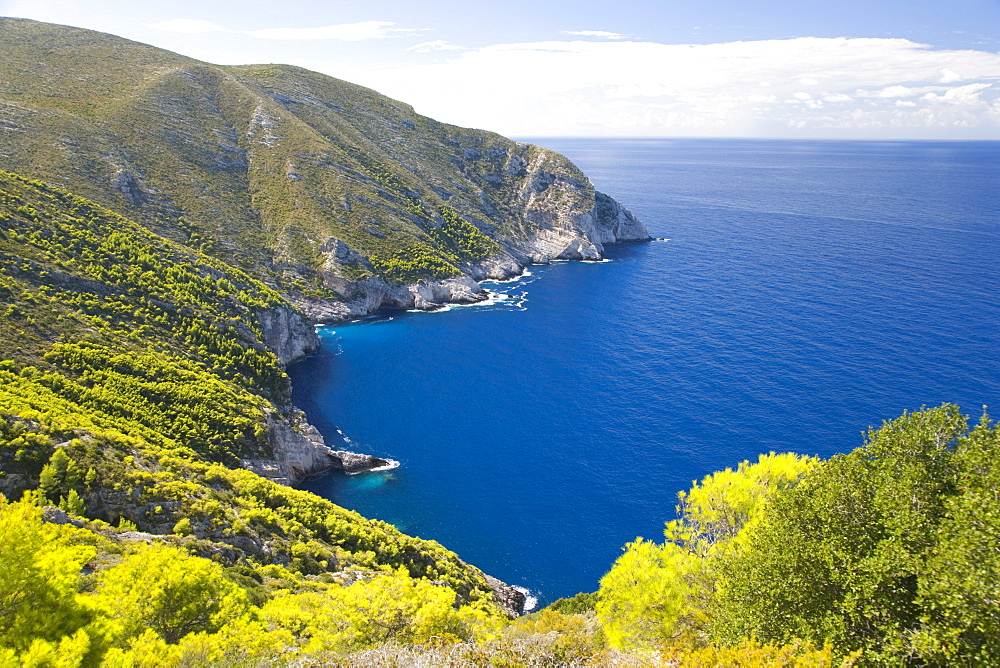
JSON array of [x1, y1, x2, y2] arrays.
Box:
[[256, 191, 649, 614], [260, 159, 651, 483], [292, 143, 651, 323], [260, 159, 651, 469]]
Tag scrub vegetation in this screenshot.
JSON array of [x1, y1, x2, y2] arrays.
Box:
[[0, 171, 512, 665], [590, 404, 1000, 665]]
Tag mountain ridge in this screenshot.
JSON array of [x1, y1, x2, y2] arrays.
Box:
[[0, 17, 649, 324]]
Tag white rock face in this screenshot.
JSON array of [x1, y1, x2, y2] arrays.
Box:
[[246, 413, 389, 485], [411, 276, 484, 309], [468, 254, 524, 281], [266, 415, 331, 484], [257, 306, 320, 365], [592, 191, 649, 242], [512, 148, 649, 260], [298, 264, 523, 322]]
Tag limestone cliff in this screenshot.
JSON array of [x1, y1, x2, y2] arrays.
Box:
[[241, 412, 390, 486], [257, 305, 320, 365]]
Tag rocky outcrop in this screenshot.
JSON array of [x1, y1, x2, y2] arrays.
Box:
[[297, 273, 493, 322], [484, 574, 529, 618], [268, 415, 329, 484], [329, 449, 392, 474], [0, 472, 32, 499], [257, 306, 320, 365], [42, 506, 85, 528], [113, 169, 145, 206], [591, 190, 649, 244], [245, 412, 388, 485], [511, 148, 649, 260]]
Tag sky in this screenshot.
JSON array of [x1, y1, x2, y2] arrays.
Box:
[[2, 0, 1000, 138]]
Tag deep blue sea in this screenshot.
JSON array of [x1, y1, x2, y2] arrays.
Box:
[[290, 139, 1000, 606]]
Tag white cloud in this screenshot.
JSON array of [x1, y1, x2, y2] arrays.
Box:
[[922, 82, 992, 104], [146, 19, 231, 34], [408, 40, 464, 53], [339, 37, 1000, 137], [940, 68, 964, 83], [563, 30, 627, 40], [874, 85, 917, 98], [246, 21, 422, 41]]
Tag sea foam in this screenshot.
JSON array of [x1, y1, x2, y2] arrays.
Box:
[[513, 586, 539, 613]]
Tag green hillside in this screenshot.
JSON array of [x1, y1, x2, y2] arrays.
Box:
[[0, 17, 647, 320], [0, 171, 512, 645]]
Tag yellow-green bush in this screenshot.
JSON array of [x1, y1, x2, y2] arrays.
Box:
[[665, 638, 860, 667]]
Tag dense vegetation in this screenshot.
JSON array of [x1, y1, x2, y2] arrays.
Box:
[[0, 171, 517, 665], [1, 494, 507, 665], [0, 489, 855, 666], [0, 170, 286, 467], [594, 404, 1000, 665]]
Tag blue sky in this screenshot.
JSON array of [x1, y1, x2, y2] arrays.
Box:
[[3, 0, 1000, 138]]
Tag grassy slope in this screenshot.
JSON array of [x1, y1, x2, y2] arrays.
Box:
[[0, 18, 594, 296], [0, 170, 501, 606]]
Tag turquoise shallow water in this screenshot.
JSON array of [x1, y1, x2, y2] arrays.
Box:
[[290, 139, 1000, 605]]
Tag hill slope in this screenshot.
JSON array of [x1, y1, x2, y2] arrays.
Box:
[[0, 170, 523, 618], [0, 17, 648, 321]]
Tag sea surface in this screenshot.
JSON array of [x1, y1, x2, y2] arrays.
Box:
[[290, 139, 1000, 606]]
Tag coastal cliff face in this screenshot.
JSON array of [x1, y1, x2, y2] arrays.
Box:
[[257, 306, 320, 366], [243, 412, 389, 485], [254, 307, 389, 483]]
